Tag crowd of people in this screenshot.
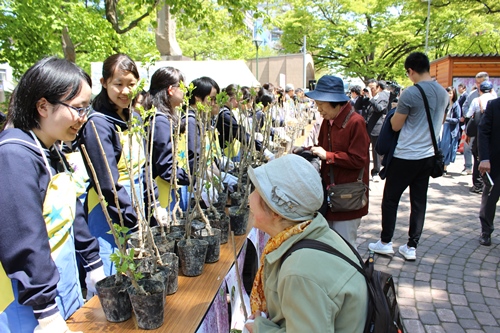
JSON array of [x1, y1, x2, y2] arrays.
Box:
[[0, 50, 499, 333]]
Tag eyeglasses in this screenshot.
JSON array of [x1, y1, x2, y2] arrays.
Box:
[[56, 101, 92, 118], [405, 69, 411, 77]]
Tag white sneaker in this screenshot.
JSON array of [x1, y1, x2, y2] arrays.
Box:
[[372, 175, 381, 183], [399, 244, 416, 261], [368, 240, 394, 254]]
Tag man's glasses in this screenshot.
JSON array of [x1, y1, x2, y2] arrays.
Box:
[[56, 101, 92, 118]]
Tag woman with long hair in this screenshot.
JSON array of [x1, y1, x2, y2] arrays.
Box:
[[142, 66, 188, 212], [439, 86, 461, 175], [79, 53, 144, 275]]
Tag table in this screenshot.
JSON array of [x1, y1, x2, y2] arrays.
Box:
[[67, 232, 249, 332]]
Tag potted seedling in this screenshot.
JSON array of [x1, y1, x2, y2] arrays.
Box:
[[226, 89, 260, 236], [81, 79, 167, 329], [175, 83, 215, 276]]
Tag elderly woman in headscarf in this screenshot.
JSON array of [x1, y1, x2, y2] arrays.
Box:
[[244, 154, 368, 333]]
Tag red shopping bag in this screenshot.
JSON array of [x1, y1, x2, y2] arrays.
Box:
[[457, 131, 466, 154]]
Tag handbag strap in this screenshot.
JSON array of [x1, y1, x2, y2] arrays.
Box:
[[414, 84, 439, 156], [327, 109, 363, 185]]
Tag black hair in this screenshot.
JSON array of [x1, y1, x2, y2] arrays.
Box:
[[143, 66, 185, 124], [275, 87, 284, 107], [223, 84, 238, 98], [7, 56, 91, 131], [446, 86, 457, 103], [92, 53, 140, 112], [241, 86, 252, 102], [404, 52, 430, 75], [262, 83, 275, 93], [350, 85, 361, 95], [188, 76, 220, 106], [378, 80, 387, 90], [256, 87, 275, 108]]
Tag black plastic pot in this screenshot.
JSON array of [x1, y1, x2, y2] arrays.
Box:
[[160, 252, 179, 295], [151, 265, 171, 298], [209, 213, 229, 244], [127, 279, 165, 330], [214, 190, 229, 209], [166, 231, 185, 258], [128, 227, 175, 255], [177, 238, 209, 277], [199, 228, 221, 263], [228, 206, 249, 236], [132, 250, 157, 276], [170, 219, 205, 234], [95, 274, 132, 323]]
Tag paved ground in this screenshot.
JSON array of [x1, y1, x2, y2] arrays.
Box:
[[358, 153, 500, 333]]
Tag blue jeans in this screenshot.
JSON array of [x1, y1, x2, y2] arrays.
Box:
[[463, 138, 473, 170]]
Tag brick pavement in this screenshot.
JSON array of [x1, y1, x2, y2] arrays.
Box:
[[358, 153, 500, 333]]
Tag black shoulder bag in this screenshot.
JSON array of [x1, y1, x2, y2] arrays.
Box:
[[280, 237, 405, 333], [414, 84, 444, 178]]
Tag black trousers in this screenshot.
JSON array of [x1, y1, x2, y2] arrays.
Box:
[[381, 156, 434, 248], [370, 135, 381, 176], [472, 148, 484, 188], [479, 171, 500, 235]]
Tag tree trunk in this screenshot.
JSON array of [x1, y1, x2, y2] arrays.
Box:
[[61, 26, 76, 63], [156, 4, 182, 57]]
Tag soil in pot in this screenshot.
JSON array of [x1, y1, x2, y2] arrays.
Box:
[[160, 252, 179, 295], [127, 279, 165, 330], [228, 206, 249, 236], [230, 192, 245, 207], [151, 227, 175, 254], [177, 238, 209, 277], [199, 228, 221, 263], [128, 227, 174, 255], [170, 218, 205, 234], [132, 250, 157, 276], [95, 274, 132, 323], [209, 213, 229, 244]]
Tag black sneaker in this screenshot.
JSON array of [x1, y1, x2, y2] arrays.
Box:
[[469, 186, 483, 194], [479, 233, 491, 246]]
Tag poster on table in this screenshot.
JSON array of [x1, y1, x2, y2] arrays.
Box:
[[196, 283, 229, 333], [197, 228, 270, 332], [225, 239, 249, 331]]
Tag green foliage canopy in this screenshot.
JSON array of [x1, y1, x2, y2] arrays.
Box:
[[277, 0, 500, 83]]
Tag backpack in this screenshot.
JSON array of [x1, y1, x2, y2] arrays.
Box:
[[281, 238, 405, 333]]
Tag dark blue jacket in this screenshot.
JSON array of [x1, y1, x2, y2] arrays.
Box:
[[0, 129, 101, 318], [478, 97, 500, 179], [376, 107, 400, 179]]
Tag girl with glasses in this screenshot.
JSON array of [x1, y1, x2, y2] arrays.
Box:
[[0, 57, 104, 333]]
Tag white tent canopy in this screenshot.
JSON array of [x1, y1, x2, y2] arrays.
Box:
[[90, 60, 259, 96]]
